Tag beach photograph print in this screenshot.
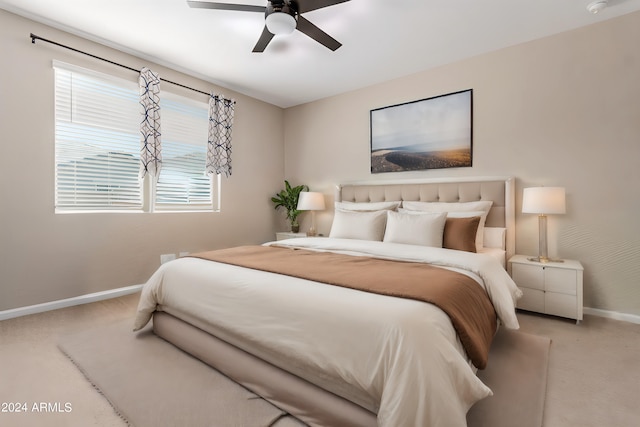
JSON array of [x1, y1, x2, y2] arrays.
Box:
[[370, 89, 472, 173]]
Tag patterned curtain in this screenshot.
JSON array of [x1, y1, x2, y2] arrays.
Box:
[[139, 67, 162, 180], [206, 93, 235, 177]]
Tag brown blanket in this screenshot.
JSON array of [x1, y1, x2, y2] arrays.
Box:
[[190, 245, 497, 369]]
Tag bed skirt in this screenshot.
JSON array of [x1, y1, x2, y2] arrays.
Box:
[[153, 311, 378, 427]]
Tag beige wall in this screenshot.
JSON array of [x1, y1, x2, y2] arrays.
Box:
[[2, 9, 638, 318], [284, 12, 640, 316], [0, 10, 286, 311]]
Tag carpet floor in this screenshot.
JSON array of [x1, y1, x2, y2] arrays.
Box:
[[55, 316, 550, 427], [3, 294, 639, 426]]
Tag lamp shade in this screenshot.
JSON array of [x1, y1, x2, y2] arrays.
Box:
[[522, 187, 566, 214], [297, 192, 325, 211]]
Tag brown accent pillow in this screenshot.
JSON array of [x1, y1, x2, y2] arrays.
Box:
[[443, 216, 481, 252]]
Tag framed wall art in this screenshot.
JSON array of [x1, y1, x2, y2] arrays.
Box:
[[370, 89, 472, 173]]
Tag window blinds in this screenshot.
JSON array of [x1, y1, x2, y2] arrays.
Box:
[[54, 62, 213, 212], [155, 94, 211, 211], [55, 64, 142, 211]]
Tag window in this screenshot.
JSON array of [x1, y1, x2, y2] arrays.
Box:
[[155, 94, 213, 211], [54, 61, 217, 213]]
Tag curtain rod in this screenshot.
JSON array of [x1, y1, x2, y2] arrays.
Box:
[[30, 33, 234, 103]]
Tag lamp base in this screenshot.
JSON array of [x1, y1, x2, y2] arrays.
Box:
[[532, 214, 564, 264], [306, 211, 317, 237], [527, 256, 564, 263]]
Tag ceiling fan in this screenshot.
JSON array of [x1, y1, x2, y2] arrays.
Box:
[[187, 0, 350, 52]]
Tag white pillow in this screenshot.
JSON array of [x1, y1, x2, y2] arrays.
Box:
[[335, 201, 401, 211], [329, 209, 388, 241], [400, 201, 493, 249], [483, 227, 506, 250], [383, 211, 447, 247]]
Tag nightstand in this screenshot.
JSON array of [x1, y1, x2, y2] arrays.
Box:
[[509, 255, 584, 324], [275, 232, 308, 241]]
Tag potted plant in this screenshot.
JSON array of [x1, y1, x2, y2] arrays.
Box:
[[271, 180, 309, 232]]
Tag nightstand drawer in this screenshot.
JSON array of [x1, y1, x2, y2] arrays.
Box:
[[517, 287, 545, 312], [512, 263, 544, 290], [546, 292, 578, 319], [545, 268, 577, 295]]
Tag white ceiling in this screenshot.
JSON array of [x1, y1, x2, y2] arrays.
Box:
[[2, 0, 640, 108]]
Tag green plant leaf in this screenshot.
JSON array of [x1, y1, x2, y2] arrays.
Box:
[[271, 180, 309, 224]]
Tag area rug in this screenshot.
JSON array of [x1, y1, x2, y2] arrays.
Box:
[[58, 319, 550, 427], [468, 328, 551, 427]]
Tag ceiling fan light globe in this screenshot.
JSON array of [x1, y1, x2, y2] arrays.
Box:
[[266, 12, 297, 35], [586, 0, 608, 14]]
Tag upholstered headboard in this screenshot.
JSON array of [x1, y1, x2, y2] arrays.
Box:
[[336, 176, 515, 261]]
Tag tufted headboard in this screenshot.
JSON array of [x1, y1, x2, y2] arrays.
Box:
[[336, 176, 515, 261]]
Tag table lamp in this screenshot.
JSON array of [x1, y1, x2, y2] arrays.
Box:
[[522, 186, 566, 263], [297, 192, 325, 237]]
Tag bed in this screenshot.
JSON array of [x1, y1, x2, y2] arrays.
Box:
[[134, 176, 521, 427]]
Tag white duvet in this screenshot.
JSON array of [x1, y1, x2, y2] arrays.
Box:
[[134, 238, 522, 427]]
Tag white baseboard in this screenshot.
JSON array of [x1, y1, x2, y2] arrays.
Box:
[[584, 307, 640, 325], [0, 284, 143, 321]]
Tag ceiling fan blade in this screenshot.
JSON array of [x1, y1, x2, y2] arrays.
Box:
[[296, 15, 341, 51], [297, 0, 350, 14], [252, 26, 275, 52], [187, 1, 265, 13]]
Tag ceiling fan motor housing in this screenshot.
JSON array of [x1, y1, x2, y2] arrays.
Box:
[[266, 0, 298, 19]]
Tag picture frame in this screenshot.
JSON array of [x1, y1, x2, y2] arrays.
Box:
[[370, 89, 473, 173]]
